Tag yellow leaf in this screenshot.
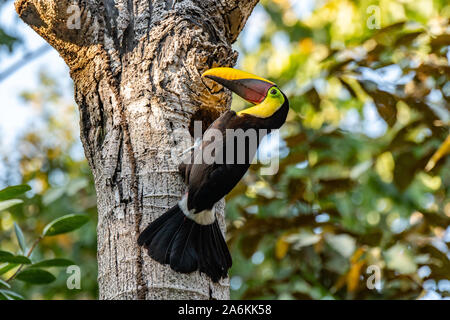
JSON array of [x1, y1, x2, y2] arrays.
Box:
[[419, 172, 441, 190], [426, 134, 450, 171], [376, 152, 395, 183], [350, 247, 365, 264], [275, 235, 290, 259], [298, 38, 314, 54], [347, 247, 366, 293], [347, 260, 365, 293]]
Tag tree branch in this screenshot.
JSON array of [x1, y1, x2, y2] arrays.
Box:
[[0, 45, 51, 83], [6, 236, 43, 283], [221, 0, 260, 43], [15, 0, 102, 69]]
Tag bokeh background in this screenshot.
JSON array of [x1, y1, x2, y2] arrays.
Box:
[[0, 0, 449, 299]]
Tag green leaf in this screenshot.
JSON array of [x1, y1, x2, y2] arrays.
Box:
[[1, 256, 31, 265], [0, 289, 24, 300], [0, 290, 12, 300], [0, 251, 32, 264], [16, 269, 56, 284], [0, 250, 18, 258], [325, 234, 356, 258], [42, 214, 89, 237], [0, 264, 18, 276], [31, 258, 75, 268], [42, 187, 65, 206], [0, 199, 23, 212], [0, 29, 20, 53], [66, 178, 89, 196], [0, 278, 10, 288], [384, 244, 417, 275], [285, 230, 321, 249], [14, 222, 27, 254], [0, 185, 31, 201]]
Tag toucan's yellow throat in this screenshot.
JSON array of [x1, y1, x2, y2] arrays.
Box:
[[237, 86, 285, 118], [202, 67, 285, 118]]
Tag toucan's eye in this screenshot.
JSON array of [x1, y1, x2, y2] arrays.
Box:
[[270, 88, 277, 95]]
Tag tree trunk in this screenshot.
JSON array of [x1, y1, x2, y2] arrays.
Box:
[[15, 0, 258, 300]]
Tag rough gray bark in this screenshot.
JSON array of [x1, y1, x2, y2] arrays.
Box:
[[15, 0, 258, 299]]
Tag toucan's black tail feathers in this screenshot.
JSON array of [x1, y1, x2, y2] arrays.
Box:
[[170, 220, 199, 273], [137, 205, 232, 282], [137, 204, 179, 246], [213, 221, 233, 271], [193, 221, 232, 282], [137, 204, 182, 264]]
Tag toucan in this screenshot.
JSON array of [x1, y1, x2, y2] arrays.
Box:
[[138, 67, 289, 282]]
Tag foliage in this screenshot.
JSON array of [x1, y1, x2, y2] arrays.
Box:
[[0, 184, 89, 299], [0, 0, 20, 53], [226, 0, 450, 299], [0, 72, 98, 299]]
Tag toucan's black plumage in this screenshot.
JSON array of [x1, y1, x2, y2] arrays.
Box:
[[138, 67, 289, 282]]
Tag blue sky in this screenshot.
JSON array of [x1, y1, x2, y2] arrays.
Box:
[[0, 1, 71, 150]]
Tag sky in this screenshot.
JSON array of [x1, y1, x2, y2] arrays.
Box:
[[0, 1, 71, 150]]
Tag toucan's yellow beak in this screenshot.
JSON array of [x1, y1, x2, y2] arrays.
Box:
[[202, 67, 275, 105]]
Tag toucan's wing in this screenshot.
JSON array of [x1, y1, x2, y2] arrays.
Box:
[[179, 110, 235, 184], [186, 110, 253, 212]]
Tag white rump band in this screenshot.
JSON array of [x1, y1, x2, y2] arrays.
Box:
[[178, 195, 216, 225]]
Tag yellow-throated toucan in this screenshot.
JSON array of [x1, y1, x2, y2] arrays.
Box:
[[138, 67, 289, 282]]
